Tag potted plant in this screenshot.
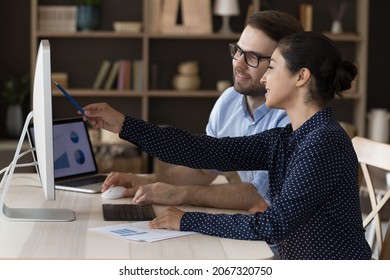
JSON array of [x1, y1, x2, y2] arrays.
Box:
[[1, 73, 30, 138], [75, 0, 102, 31]]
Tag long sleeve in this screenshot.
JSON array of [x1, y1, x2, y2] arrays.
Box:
[[180, 127, 371, 259], [119, 115, 277, 172], [119, 110, 372, 259], [180, 132, 353, 241]]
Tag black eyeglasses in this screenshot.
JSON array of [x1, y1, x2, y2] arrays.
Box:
[[229, 43, 271, 68]]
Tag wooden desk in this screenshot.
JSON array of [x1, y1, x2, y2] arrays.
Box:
[[0, 174, 273, 260]]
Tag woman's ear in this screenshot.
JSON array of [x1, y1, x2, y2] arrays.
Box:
[[296, 68, 311, 86]]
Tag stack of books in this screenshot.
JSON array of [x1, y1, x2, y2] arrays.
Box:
[[38, 5, 77, 32], [92, 59, 144, 91]]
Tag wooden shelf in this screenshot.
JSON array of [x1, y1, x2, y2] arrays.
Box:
[[147, 90, 221, 98], [323, 32, 362, 42], [52, 89, 221, 98], [148, 33, 241, 40], [337, 93, 362, 100], [52, 89, 144, 97], [31, 0, 369, 171], [36, 31, 144, 39]]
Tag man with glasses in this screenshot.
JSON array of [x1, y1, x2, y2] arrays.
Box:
[[102, 11, 303, 213]]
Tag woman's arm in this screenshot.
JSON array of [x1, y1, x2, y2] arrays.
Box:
[[119, 115, 275, 172]]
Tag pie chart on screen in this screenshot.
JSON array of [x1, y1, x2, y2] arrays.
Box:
[[74, 149, 85, 165], [70, 131, 79, 143]]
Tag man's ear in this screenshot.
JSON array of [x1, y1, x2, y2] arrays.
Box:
[[296, 68, 311, 86]]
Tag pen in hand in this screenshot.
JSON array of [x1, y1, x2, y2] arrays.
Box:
[[53, 81, 87, 118]]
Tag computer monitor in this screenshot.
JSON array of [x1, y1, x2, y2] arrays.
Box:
[[0, 40, 75, 222], [32, 39, 55, 201]]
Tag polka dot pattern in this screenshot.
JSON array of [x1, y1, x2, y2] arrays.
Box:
[[120, 108, 372, 260]]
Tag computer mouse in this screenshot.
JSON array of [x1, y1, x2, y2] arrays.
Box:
[[101, 186, 127, 199]]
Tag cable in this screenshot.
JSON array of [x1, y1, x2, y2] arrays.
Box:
[[0, 162, 38, 176], [0, 147, 36, 175], [0, 147, 38, 189]]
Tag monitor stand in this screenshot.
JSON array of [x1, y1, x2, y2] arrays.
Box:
[[0, 111, 75, 222]]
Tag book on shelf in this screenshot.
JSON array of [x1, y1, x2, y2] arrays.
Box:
[[104, 61, 120, 90], [148, 0, 162, 33], [160, 0, 179, 33], [38, 5, 77, 32], [180, 0, 212, 34], [160, 0, 212, 34], [93, 59, 143, 91], [181, 0, 199, 29], [132, 60, 144, 91], [194, 0, 212, 34], [117, 60, 132, 90], [93, 60, 112, 89], [299, 3, 313, 31]]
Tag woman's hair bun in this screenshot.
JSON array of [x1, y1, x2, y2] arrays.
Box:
[[334, 61, 358, 93]]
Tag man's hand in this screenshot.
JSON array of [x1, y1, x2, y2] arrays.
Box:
[[133, 182, 187, 205], [102, 172, 152, 197]]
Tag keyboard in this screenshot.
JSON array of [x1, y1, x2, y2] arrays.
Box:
[[60, 175, 106, 187], [102, 204, 156, 221]]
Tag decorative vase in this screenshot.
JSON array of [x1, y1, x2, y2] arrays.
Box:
[[331, 20, 343, 34], [367, 108, 390, 143], [6, 104, 23, 138], [77, 5, 101, 31]]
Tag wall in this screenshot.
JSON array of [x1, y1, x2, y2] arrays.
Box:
[[367, 1, 390, 142], [0, 0, 31, 139], [367, 1, 390, 109]]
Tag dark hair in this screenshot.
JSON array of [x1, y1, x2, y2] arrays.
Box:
[[247, 10, 304, 42], [278, 32, 357, 104]]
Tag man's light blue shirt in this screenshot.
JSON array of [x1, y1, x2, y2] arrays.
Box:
[[206, 87, 289, 204]]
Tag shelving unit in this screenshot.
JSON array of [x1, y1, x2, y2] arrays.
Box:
[[30, 0, 369, 172], [31, 0, 241, 129], [266, 0, 368, 136], [323, 0, 369, 136]]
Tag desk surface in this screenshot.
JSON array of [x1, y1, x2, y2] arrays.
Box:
[[0, 174, 273, 260]]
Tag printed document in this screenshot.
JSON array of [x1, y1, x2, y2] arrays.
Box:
[[89, 221, 197, 242]]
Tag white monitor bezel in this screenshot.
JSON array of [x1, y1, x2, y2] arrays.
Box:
[[33, 39, 55, 201]]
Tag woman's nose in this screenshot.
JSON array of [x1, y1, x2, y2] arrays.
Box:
[[260, 72, 268, 84]]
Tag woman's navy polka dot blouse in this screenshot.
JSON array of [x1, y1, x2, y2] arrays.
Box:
[[119, 108, 372, 260]]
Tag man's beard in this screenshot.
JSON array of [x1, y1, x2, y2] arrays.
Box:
[[233, 74, 266, 97]]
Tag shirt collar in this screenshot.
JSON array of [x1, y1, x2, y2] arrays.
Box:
[[288, 107, 334, 144], [240, 95, 271, 122]]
